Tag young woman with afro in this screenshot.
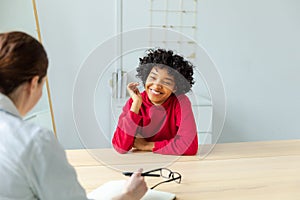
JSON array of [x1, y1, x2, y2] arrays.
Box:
[[112, 48, 198, 155]]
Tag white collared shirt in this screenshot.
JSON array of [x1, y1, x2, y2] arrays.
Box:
[[0, 93, 90, 200]]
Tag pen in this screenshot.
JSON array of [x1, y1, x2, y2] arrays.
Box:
[[122, 172, 160, 177]]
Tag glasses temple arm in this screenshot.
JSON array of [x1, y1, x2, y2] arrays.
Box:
[[150, 178, 180, 190]]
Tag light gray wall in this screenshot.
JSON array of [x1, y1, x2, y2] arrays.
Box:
[[0, 0, 54, 131], [36, 0, 117, 149], [198, 0, 300, 142], [2, 0, 299, 148], [0, 0, 35, 33]]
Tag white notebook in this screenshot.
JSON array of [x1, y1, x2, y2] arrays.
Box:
[[87, 180, 176, 200]]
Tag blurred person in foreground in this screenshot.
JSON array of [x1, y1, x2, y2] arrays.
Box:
[[0, 31, 147, 200]]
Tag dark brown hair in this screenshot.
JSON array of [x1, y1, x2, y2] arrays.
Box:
[[0, 31, 48, 95]]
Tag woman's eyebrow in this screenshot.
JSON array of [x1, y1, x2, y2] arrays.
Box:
[[150, 71, 174, 82], [150, 71, 158, 76], [151, 68, 174, 82], [164, 77, 174, 82]]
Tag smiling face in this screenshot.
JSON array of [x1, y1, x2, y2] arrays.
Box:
[[145, 66, 176, 105]]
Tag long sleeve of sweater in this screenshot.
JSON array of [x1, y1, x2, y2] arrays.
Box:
[[112, 99, 141, 153]]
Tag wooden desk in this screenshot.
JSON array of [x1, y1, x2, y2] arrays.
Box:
[[66, 140, 300, 200]]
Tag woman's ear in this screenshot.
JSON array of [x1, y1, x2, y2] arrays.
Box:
[[28, 75, 40, 93]]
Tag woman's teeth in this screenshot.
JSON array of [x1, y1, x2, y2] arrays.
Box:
[[150, 89, 161, 94]]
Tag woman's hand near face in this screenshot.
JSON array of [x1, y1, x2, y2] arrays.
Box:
[[127, 82, 142, 114]]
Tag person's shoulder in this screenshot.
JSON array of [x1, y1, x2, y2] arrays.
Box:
[[171, 94, 192, 110], [0, 112, 56, 157], [174, 93, 191, 103], [176, 93, 189, 100], [0, 111, 51, 140], [22, 121, 61, 157], [23, 120, 53, 139]]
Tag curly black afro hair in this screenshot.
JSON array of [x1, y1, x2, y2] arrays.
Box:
[[136, 48, 195, 95]]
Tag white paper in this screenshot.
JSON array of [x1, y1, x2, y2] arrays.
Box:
[[87, 180, 176, 200]]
